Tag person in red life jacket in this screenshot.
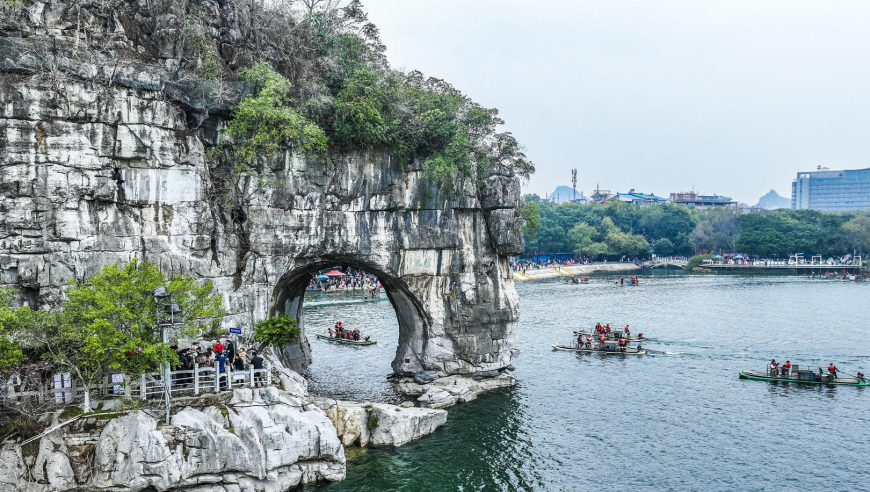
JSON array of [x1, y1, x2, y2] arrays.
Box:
[[214, 340, 224, 353], [781, 360, 791, 376], [769, 359, 778, 373], [828, 363, 838, 377], [624, 325, 630, 336], [599, 336, 605, 346], [577, 333, 583, 346], [586, 336, 592, 348], [328, 326, 334, 337], [353, 328, 360, 341], [858, 372, 865, 380]]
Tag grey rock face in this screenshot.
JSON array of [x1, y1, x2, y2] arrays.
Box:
[[312, 398, 447, 448], [0, 0, 523, 380], [1, 388, 345, 492]]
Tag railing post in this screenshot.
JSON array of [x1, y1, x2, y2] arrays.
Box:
[[140, 375, 147, 400], [214, 367, 220, 393], [166, 369, 172, 398], [193, 364, 200, 395], [266, 363, 272, 386], [249, 365, 255, 388]]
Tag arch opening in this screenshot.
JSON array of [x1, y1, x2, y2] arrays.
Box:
[[269, 258, 431, 388]]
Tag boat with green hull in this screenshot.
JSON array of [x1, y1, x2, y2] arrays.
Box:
[[315, 333, 377, 346], [739, 370, 869, 386]]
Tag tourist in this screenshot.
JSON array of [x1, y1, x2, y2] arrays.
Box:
[[196, 349, 209, 368], [233, 353, 245, 371], [769, 359, 778, 373], [586, 336, 592, 348], [619, 338, 627, 351], [250, 351, 265, 386], [605, 324, 611, 334], [624, 325, 630, 336], [215, 350, 230, 390], [577, 333, 583, 347], [328, 326, 334, 337], [828, 363, 838, 378], [353, 328, 360, 341], [781, 360, 791, 376], [214, 339, 224, 352], [226, 339, 236, 364]]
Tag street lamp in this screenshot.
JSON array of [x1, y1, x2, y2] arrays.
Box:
[[152, 287, 179, 424]]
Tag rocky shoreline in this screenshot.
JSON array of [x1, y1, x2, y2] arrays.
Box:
[[0, 366, 513, 492]]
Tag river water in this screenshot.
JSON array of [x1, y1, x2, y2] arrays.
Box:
[[304, 273, 870, 492]]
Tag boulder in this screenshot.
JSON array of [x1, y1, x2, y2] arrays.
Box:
[[368, 404, 447, 447], [417, 387, 457, 409]]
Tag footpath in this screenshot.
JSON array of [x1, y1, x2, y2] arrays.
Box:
[[512, 262, 641, 281]]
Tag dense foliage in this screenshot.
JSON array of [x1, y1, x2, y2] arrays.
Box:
[[0, 260, 225, 411], [253, 315, 301, 348], [522, 195, 870, 259], [193, 0, 533, 192]]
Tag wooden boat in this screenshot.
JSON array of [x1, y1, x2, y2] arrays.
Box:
[[552, 342, 646, 355], [739, 370, 869, 386], [315, 333, 377, 345]]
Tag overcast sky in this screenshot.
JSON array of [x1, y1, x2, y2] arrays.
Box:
[[361, 0, 870, 204]]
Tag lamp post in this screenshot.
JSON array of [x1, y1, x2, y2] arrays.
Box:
[[152, 286, 180, 424]]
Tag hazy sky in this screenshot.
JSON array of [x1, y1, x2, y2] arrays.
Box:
[[361, 0, 870, 204]]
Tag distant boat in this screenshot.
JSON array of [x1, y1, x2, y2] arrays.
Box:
[[739, 370, 868, 386], [574, 330, 649, 342], [315, 333, 377, 346]]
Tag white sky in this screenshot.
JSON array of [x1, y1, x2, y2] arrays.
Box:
[[361, 0, 870, 204]]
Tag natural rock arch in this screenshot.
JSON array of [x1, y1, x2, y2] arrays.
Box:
[[0, 15, 526, 381], [270, 258, 430, 376]]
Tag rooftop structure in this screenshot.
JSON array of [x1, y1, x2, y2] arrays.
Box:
[[669, 192, 737, 209], [791, 167, 870, 212], [613, 189, 668, 206]]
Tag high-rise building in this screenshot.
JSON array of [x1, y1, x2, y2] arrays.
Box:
[[791, 167, 870, 211]]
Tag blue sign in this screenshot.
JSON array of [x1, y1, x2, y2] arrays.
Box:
[[229, 327, 242, 335]]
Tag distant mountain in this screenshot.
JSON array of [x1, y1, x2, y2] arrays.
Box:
[[755, 190, 790, 210], [548, 186, 585, 203]]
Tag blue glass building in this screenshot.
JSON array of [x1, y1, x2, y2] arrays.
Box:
[[791, 167, 870, 211]]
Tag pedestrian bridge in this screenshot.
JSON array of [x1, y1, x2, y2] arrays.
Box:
[[638, 258, 688, 268]]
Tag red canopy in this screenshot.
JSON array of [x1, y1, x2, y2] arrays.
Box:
[[323, 270, 346, 277]]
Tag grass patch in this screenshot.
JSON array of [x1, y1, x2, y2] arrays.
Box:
[[366, 413, 379, 431]]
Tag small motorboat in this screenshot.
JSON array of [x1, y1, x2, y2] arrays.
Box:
[[315, 333, 377, 345], [579, 277, 590, 283], [739, 369, 869, 386], [552, 341, 646, 355]]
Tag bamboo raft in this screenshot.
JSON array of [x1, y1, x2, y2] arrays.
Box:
[[552, 343, 646, 355], [315, 333, 377, 345], [739, 370, 869, 386]]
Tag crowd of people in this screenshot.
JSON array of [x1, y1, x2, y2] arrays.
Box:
[[574, 323, 642, 352], [172, 340, 266, 389], [327, 322, 366, 341], [308, 268, 382, 293]]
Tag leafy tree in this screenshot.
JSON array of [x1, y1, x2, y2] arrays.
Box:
[[253, 315, 301, 352], [227, 62, 328, 162], [605, 231, 650, 258], [654, 238, 675, 256], [841, 215, 870, 257], [519, 202, 541, 241], [34, 260, 224, 412], [0, 288, 26, 372], [690, 208, 739, 253]]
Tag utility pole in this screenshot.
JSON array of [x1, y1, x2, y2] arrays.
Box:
[[571, 168, 577, 202]]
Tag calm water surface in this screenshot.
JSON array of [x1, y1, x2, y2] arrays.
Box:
[[305, 273, 870, 491]]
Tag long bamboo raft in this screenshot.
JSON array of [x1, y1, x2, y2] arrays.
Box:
[[739, 371, 869, 386], [315, 333, 377, 345], [552, 343, 646, 355], [574, 331, 651, 342]]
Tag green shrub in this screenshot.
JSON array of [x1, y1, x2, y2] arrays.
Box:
[[253, 315, 301, 347], [366, 413, 379, 431]]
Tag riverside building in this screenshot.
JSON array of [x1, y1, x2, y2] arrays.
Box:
[[791, 167, 870, 211]]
